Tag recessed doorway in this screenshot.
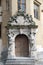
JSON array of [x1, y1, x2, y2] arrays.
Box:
[[15, 34, 29, 57]]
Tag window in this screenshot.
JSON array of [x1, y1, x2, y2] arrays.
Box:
[[0, 24, 1, 38], [6, 0, 9, 10], [0, 0, 1, 6], [18, 0, 26, 12], [34, 3, 40, 19]]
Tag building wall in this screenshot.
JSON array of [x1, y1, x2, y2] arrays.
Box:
[[30, 0, 43, 48], [1, 0, 43, 52], [12, 0, 17, 16], [26, 0, 43, 48], [1, 0, 11, 48], [11, 0, 43, 48]]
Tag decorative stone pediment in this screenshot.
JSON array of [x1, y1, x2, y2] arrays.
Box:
[[8, 11, 36, 26]]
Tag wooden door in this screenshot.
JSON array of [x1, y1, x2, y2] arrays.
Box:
[[15, 34, 29, 57]]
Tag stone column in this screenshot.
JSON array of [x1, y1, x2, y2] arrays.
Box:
[[7, 29, 16, 59], [7, 29, 20, 59], [30, 28, 37, 58]]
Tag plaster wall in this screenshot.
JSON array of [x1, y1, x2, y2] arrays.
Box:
[[1, 0, 43, 51], [30, 0, 43, 48], [1, 0, 11, 47], [11, 0, 43, 47]]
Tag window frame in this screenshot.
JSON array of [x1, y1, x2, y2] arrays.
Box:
[[34, 1, 40, 20], [18, 0, 26, 12]]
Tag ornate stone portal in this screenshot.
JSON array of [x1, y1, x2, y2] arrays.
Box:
[[7, 11, 38, 60]]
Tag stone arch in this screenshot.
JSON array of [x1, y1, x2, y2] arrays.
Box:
[[15, 34, 29, 57]]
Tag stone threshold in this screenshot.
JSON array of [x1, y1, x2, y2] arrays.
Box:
[[6, 57, 35, 65]]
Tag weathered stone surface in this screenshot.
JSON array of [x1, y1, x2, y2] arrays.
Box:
[[6, 57, 35, 65]]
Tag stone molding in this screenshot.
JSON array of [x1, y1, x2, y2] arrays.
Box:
[[6, 11, 38, 59]]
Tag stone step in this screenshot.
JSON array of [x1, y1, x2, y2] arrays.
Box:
[[6, 57, 35, 65]]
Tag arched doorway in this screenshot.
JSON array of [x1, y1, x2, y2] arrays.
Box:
[[15, 34, 29, 57]]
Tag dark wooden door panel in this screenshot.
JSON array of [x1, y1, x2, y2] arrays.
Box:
[[15, 34, 29, 57]]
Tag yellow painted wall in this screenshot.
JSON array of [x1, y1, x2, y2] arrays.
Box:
[[11, 0, 43, 47], [12, 0, 18, 16]]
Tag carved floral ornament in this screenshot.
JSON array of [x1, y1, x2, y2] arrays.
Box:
[[6, 10, 38, 29]]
